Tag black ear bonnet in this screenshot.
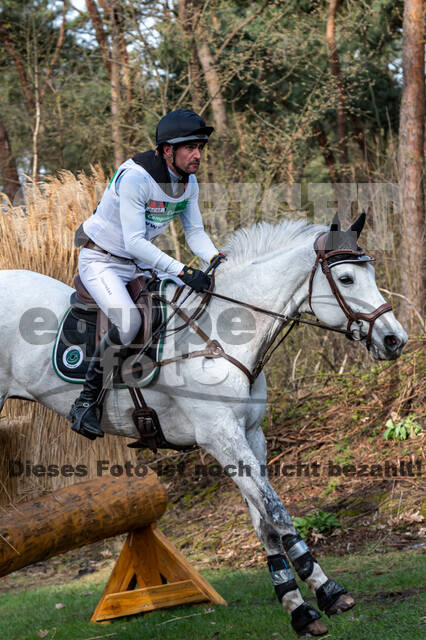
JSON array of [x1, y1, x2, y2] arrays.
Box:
[[316, 212, 375, 267]]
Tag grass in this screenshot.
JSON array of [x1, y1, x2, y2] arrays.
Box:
[[0, 549, 424, 640]]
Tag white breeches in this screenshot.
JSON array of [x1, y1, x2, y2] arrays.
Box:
[[78, 248, 143, 345]]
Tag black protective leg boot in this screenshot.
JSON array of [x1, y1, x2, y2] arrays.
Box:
[[69, 326, 123, 439]]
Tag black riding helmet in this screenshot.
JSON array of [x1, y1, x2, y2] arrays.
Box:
[[156, 109, 214, 148]]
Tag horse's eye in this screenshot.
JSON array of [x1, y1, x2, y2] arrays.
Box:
[[339, 275, 354, 285]]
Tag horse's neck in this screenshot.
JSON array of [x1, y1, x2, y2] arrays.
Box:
[[220, 243, 313, 315], [167, 243, 314, 374]]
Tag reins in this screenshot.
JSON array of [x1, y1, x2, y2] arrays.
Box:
[[205, 289, 350, 336], [113, 231, 393, 391], [123, 279, 256, 386]]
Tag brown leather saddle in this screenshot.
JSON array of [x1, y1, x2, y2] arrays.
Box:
[[72, 274, 156, 348], [71, 274, 193, 454]]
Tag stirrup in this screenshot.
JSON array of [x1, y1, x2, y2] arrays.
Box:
[[69, 401, 104, 440]]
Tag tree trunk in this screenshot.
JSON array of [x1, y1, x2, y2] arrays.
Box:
[[120, 30, 133, 137], [109, 0, 134, 152], [108, 1, 124, 166], [195, 36, 234, 177], [178, 0, 204, 112], [0, 471, 167, 578], [0, 120, 20, 201], [0, 20, 34, 114], [398, 0, 425, 329], [312, 124, 339, 184], [326, 0, 349, 180], [86, 0, 112, 77], [32, 78, 41, 181], [86, 1, 124, 165], [196, 39, 231, 149]]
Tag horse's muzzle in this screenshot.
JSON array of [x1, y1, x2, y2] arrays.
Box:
[[383, 333, 406, 359]]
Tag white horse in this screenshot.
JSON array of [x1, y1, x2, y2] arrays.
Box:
[[0, 216, 407, 636]]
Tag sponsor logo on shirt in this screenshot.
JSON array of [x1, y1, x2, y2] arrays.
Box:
[[145, 199, 188, 223]]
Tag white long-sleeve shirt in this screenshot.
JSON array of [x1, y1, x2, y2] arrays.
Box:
[[82, 158, 218, 276]]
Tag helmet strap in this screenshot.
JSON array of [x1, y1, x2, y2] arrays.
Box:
[[171, 145, 188, 180], [160, 143, 189, 183]]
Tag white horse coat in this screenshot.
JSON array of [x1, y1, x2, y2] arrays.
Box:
[[0, 219, 407, 634]]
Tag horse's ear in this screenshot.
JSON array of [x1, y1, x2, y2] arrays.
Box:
[[350, 211, 366, 238], [330, 212, 340, 231]]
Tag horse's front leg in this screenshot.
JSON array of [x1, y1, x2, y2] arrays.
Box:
[[197, 415, 328, 636], [245, 425, 355, 624], [244, 496, 329, 637]]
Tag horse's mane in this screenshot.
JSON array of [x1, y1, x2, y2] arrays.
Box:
[[222, 219, 327, 266]]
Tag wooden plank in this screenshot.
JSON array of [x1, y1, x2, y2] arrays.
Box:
[[130, 526, 163, 587], [155, 541, 189, 583], [90, 534, 137, 623], [152, 528, 227, 605], [104, 536, 136, 593], [94, 580, 206, 621]]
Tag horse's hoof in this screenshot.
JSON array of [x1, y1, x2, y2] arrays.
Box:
[[325, 593, 355, 616], [291, 603, 328, 637], [299, 619, 329, 636]]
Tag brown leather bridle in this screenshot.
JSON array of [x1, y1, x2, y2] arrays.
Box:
[[307, 232, 392, 348], [126, 233, 392, 389]]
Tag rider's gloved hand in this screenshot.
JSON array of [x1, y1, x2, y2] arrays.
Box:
[[179, 266, 211, 292]]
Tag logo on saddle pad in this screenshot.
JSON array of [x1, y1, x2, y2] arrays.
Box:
[[62, 345, 84, 370], [145, 199, 188, 224]]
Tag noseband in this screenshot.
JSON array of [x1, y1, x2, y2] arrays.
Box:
[[308, 232, 392, 347]]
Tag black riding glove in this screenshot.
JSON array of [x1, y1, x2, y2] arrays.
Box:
[[179, 266, 211, 292]]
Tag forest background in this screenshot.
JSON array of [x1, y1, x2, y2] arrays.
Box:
[[0, 0, 424, 501], [0, 0, 424, 329]]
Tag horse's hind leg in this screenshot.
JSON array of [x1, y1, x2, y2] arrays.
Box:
[[0, 394, 6, 414], [246, 425, 355, 622], [281, 530, 355, 617]]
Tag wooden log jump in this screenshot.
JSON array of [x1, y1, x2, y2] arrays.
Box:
[[0, 470, 167, 577], [0, 470, 226, 621]]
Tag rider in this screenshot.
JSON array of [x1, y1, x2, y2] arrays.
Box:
[[69, 108, 221, 440]]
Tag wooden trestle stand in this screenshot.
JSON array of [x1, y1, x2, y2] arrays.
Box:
[[0, 470, 225, 624], [91, 523, 227, 622]]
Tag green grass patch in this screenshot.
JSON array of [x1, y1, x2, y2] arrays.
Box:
[[0, 550, 424, 640]]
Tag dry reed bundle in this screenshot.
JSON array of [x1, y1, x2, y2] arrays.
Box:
[[0, 168, 139, 505], [0, 168, 104, 282]]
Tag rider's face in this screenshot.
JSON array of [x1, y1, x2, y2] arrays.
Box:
[[164, 142, 206, 174]]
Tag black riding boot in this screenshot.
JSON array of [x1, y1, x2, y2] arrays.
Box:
[[69, 326, 123, 440]]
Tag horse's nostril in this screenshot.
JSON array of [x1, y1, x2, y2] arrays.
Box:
[[384, 334, 401, 351]]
